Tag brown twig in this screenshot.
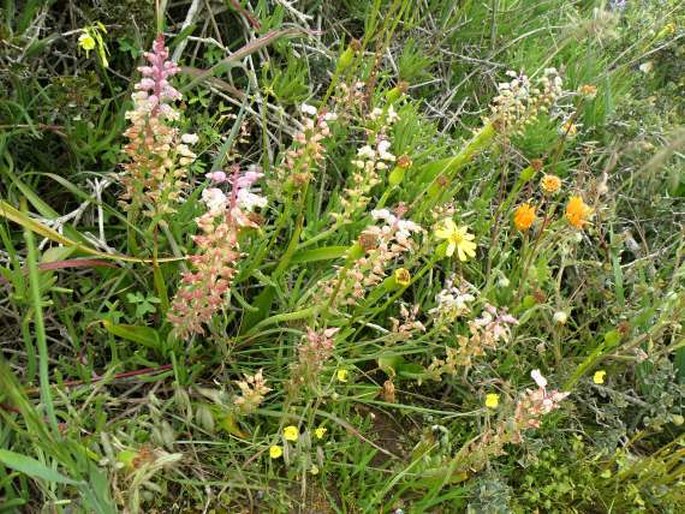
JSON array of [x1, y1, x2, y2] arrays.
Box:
[[0, 402, 21, 414], [0, 258, 118, 286], [228, 0, 262, 30]]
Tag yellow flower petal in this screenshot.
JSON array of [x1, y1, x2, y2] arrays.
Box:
[[78, 33, 96, 51], [485, 393, 500, 409], [337, 369, 349, 382], [593, 370, 606, 385], [457, 246, 468, 262], [314, 427, 327, 439], [283, 425, 299, 441], [435, 219, 457, 240], [269, 445, 283, 459]]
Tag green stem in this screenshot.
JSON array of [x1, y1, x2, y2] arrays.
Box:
[[23, 200, 58, 431], [273, 185, 310, 278]]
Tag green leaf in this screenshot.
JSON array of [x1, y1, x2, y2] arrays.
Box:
[[0, 449, 79, 485], [101, 321, 161, 348], [378, 353, 405, 376], [675, 346, 685, 384], [604, 330, 621, 348], [0, 498, 28, 511], [218, 412, 249, 439], [291, 245, 349, 263], [239, 286, 276, 335]]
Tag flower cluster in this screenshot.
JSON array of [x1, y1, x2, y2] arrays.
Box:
[[233, 369, 272, 415], [389, 303, 426, 341], [512, 172, 594, 234], [292, 327, 339, 386], [324, 207, 423, 307], [449, 370, 570, 477], [120, 35, 197, 218], [489, 68, 564, 133], [511, 369, 570, 442], [167, 166, 266, 339], [473, 303, 519, 344], [268, 423, 327, 477], [338, 105, 400, 218], [429, 276, 477, 326], [334, 81, 367, 119], [428, 304, 518, 378], [275, 104, 336, 189]]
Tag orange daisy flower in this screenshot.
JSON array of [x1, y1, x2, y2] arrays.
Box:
[[513, 203, 537, 232], [565, 195, 593, 229]]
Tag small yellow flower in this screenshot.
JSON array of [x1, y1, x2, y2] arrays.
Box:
[[78, 32, 96, 52], [394, 268, 411, 287], [593, 370, 606, 385], [283, 425, 299, 441], [485, 393, 500, 409], [513, 203, 536, 232], [269, 445, 283, 459], [540, 174, 562, 195], [337, 369, 349, 382], [435, 219, 477, 262], [314, 427, 327, 439], [310, 464, 320, 475], [565, 195, 593, 229]]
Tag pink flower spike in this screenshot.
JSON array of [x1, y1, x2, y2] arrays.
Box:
[[206, 171, 228, 183], [234, 170, 263, 189], [136, 78, 156, 90]]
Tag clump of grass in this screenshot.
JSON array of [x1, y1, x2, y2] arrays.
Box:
[[1, 0, 684, 512]]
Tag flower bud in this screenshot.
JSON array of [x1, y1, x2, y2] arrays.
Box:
[[393, 268, 411, 287], [553, 311, 568, 325], [519, 165, 536, 183], [386, 81, 409, 103], [337, 48, 355, 73], [388, 166, 405, 186]]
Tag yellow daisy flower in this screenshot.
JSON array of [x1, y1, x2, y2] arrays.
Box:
[[269, 445, 283, 459], [593, 370, 606, 385], [435, 219, 477, 262], [485, 393, 500, 409], [78, 33, 96, 52], [283, 425, 299, 441]]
